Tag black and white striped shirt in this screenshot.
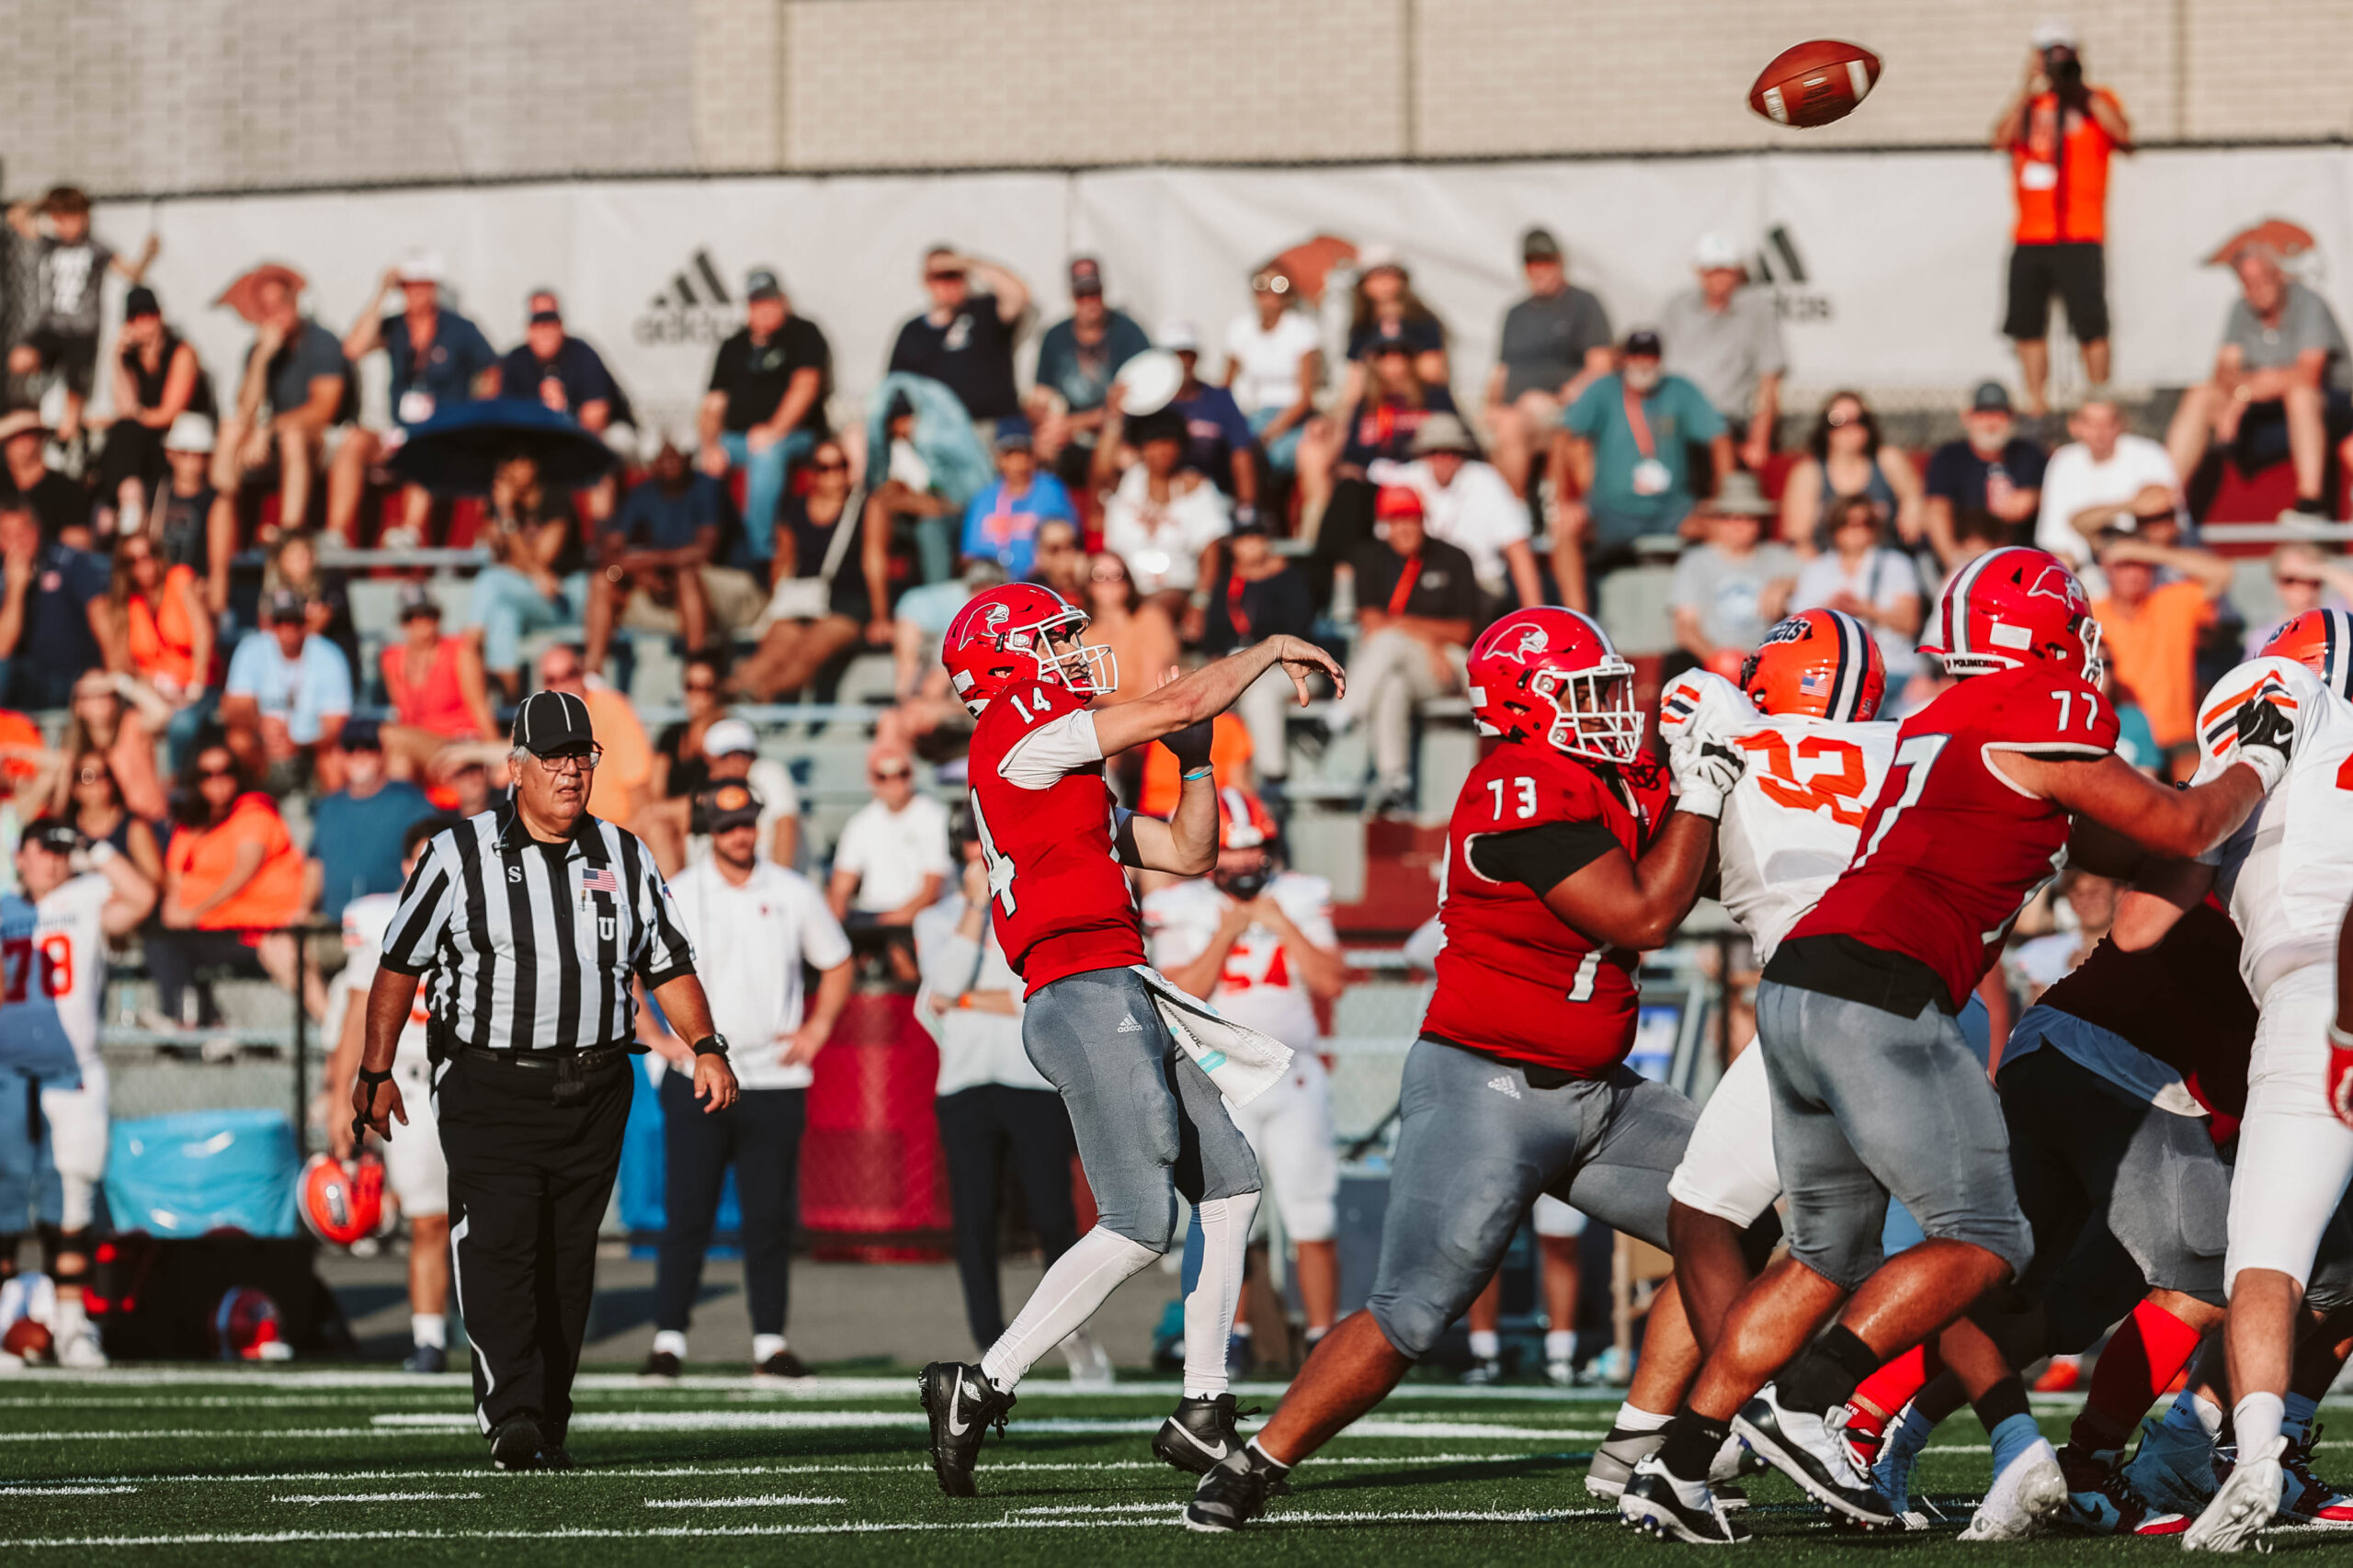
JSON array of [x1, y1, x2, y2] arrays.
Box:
[[378, 801, 697, 1053]]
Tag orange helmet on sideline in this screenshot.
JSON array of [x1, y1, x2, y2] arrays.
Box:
[[298, 1153, 385, 1248]]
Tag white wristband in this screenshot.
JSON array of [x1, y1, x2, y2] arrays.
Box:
[[2329, 1020, 2353, 1051], [2237, 744, 2290, 794], [1675, 784, 1728, 823]]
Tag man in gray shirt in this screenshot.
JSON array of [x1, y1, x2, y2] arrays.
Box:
[[1659, 233, 1788, 472], [1667, 472, 1798, 676], [1483, 227, 1613, 498], [2164, 243, 2353, 517]]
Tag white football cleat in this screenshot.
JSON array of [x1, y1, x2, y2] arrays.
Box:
[[54, 1324, 108, 1370], [1958, 1437, 2066, 1540], [2182, 1435, 2285, 1553]]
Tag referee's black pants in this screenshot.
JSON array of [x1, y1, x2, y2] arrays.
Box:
[[436, 1048, 631, 1445], [935, 1085, 1080, 1350], [653, 1075, 806, 1338]]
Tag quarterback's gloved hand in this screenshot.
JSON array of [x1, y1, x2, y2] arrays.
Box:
[[1657, 668, 1757, 751], [2330, 1023, 2353, 1131], [1166, 717, 1218, 773], [1671, 736, 1745, 822], [2233, 689, 2296, 792]]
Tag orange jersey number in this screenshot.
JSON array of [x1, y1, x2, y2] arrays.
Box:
[[1736, 733, 1873, 827]]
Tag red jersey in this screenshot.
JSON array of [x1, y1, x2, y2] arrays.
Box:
[[1422, 742, 1672, 1078], [2038, 897, 2254, 1124], [966, 677, 1145, 992], [1789, 663, 2117, 1011]]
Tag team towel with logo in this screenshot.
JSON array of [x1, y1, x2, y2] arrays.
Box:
[[1131, 965, 1293, 1107]]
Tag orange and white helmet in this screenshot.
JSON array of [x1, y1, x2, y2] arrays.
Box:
[[1216, 786, 1279, 850], [1920, 545, 2102, 680], [941, 583, 1117, 715], [298, 1153, 386, 1248], [1465, 607, 1643, 765], [2259, 608, 2353, 698], [1742, 608, 1886, 722]]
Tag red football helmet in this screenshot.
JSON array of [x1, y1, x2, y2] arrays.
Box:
[[211, 1286, 292, 1361], [941, 584, 1116, 716], [298, 1153, 385, 1247], [1742, 608, 1886, 722], [1466, 607, 1643, 764], [1919, 546, 2102, 680], [2260, 608, 2353, 698]]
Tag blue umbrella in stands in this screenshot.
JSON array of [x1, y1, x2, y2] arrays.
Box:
[[385, 397, 616, 496]]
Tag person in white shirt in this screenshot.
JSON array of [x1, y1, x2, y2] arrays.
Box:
[[325, 814, 460, 1371], [1094, 404, 1233, 619], [1222, 265, 1323, 477], [1143, 790, 1346, 1351], [0, 820, 154, 1369], [1370, 412, 1543, 615], [642, 784, 853, 1379], [2035, 393, 2185, 566], [827, 746, 952, 982], [642, 715, 801, 875], [914, 813, 1110, 1384]]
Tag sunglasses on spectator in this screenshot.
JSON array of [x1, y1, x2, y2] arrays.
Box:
[[199, 765, 237, 780], [75, 767, 109, 785], [1090, 567, 1129, 584], [926, 270, 966, 284], [684, 677, 718, 694], [1253, 275, 1290, 295], [1826, 408, 1864, 427], [871, 765, 913, 781], [2279, 574, 2325, 588], [812, 458, 849, 473]]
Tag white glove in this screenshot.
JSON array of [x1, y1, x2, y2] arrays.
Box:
[[1670, 735, 1745, 822], [1658, 668, 1757, 752]]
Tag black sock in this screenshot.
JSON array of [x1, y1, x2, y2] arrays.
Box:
[[1971, 1373, 2030, 1434], [1779, 1324, 1884, 1416], [1660, 1410, 1733, 1481]]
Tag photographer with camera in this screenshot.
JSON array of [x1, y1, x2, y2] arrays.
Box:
[[1993, 19, 2133, 417]]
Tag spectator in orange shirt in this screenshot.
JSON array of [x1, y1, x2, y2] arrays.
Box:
[[113, 533, 212, 706], [2088, 529, 2233, 775], [535, 642, 651, 831], [1992, 21, 2132, 415], [380, 585, 496, 782], [148, 743, 314, 1028]]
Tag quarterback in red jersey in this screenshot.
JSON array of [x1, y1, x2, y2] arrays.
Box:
[[1188, 607, 1745, 1533], [1628, 547, 2290, 1544], [916, 582, 1343, 1499]]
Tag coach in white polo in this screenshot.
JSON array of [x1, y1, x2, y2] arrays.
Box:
[[643, 781, 853, 1379]]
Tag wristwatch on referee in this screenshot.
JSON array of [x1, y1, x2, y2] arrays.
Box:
[[691, 1034, 731, 1060]]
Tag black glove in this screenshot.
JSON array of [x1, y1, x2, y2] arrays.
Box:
[[1166, 718, 1217, 773], [2234, 691, 2295, 789]]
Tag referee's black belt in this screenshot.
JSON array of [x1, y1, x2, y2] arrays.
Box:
[[457, 1044, 631, 1105]]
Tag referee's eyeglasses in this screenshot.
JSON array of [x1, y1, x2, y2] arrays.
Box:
[[532, 744, 604, 775]]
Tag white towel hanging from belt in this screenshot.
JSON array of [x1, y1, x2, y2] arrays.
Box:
[[1130, 964, 1294, 1108]]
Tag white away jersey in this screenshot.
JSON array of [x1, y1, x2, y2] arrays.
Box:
[[1718, 715, 1900, 964], [1143, 871, 1336, 1049], [340, 892, 433, 1065], [2192, 657, 2353, 998], [0, 872, 109, 1080]]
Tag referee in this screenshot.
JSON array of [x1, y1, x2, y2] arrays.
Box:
[[352, 689, 739, 1471]]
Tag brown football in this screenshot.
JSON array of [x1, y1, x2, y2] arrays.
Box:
[[3, 1315, 53, 1362], [1748, 40, 1882, 129]]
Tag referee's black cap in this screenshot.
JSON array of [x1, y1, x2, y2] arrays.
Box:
[[512, 690, 596, 756]]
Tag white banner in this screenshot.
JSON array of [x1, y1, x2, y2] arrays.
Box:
[[85, 146, 2353, 439]]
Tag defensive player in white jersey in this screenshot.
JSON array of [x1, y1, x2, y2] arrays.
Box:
[[0, 820, 154, 1368], [1145, 788, 1346, 1353], [324, 815, 460, 1372], [2115, 608, 2353, 1550], [1596, 609, 1895, 1503]]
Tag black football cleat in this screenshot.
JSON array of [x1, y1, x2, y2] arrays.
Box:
[[488, 1413, 544, 1471], [755, 1348, 813, 1379], [1733, 1383, 1894, 1528], [1154, 1393, 1255, 1476], [1618, 1454, 1751, 1545], [1185, 1445, 1288, 1532], [917, 1360, 1014, 1497], [640, 1348, 681, 1380]]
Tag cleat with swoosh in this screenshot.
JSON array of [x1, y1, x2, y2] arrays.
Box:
[[917, 1360, 1015, 1497]]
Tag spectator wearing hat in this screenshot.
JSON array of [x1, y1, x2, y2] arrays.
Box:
[[5, 185, 158, 446], [0, 407, 92, 547], [642, 714, 801, 876], [1222, 263, 1323, 483], [1332, 486, 1481, 815], [222, 586, 352, 791], [1790, 494, 1925, 693], [584, 437, 767, 676], [1993, 20, 2131, 415], [147, 414, 236, 616], [828, 744, 951, 981], [1485, 227, 1614, 497], [95, 286, 212, 533], [959, 418, 1076, 583], [1550, 328, 1730, 601], [1029, 256, 1150, 491], [331, 252, 501, 545], [1203, 516, 1316, 793], [2089, 528, 2234, 772], [2164, 241, 2353, 520], [1370, 412, 1541, 617], [1164, 322, 1264, 512], [888, 246, 1030, 425], [1659, 233, 1787, 472], [379, 585, 496, 780], [698, 267, 833, 574], [1924, 381, 2047, 564], [214, 268, 351, 536], [2033, 391, 2183, 567], [502, 289, 634, 522], [1777, 389, 1924, 552], [0, 495, 119, 710], [305, 718, 434, 921], [1095, 398, 1233, 636], [1667, 473, 1800, 681]]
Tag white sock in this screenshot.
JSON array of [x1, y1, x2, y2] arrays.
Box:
[[982, 1225, 1157, 1394], [2234, 1392, 2286, 1456], [2284, 1392, 2320, 1445], [1545, 1330, 1575, 1363], [54, 1292, 86, 1335], [1182, 1193, 1259, 1398], [1612, 1401, 1673, 1434], [753, 1334, 787, 1365], [1304, 1324, 1328, 1347], [652, 1329, 688, 1360], [412, 1312, 446, 1350], [2167, 1388, 2224, 1440], [1468, 1329, 1501, 1361]]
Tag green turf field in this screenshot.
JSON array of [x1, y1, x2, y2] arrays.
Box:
[[2, 1369, 2348, 1562]]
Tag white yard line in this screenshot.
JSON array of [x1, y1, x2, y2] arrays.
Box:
[[0, 1428, 385, 1443], [273, 1492, 484, 1504], [642, 1494, 846, 1508], [0, 1484, 140, 1494], [368, 1410, 1601, 1439]]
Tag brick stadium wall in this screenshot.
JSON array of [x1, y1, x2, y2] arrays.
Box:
[[1, 0, 2350, 193]]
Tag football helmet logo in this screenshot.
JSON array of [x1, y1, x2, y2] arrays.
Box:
[[941, 584, 1117, 715], [1466, 607, 1642, 764], [1742, 608, 1886, 722], [1920, 546, 2103, 680], [2259, 608, 2353, 699]]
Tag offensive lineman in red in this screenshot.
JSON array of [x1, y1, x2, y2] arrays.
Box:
[[1627, 547, 2291, 1544], [1187, 607, 1747, 1531], [916, 582, 1342, 1496]]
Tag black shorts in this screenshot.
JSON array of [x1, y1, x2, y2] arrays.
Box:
[[15, 325, 100, 397], [2004, 242, 2109, 343]]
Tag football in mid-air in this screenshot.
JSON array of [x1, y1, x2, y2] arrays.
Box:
[[1748, 40, 1881, 128]]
